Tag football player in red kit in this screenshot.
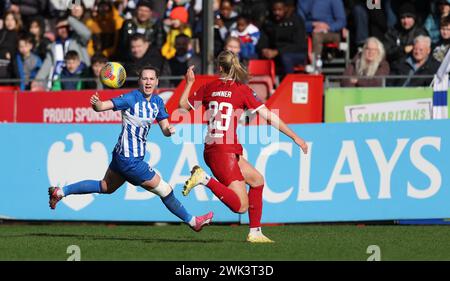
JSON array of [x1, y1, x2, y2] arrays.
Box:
[[179, 50, 308, 243]]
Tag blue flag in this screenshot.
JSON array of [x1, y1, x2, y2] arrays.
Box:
[[433, 73, 448, 119]]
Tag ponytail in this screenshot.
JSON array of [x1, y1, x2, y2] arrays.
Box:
[[217, 50, 249, 83]]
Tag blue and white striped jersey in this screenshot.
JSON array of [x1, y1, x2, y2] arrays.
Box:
[[111, 89, 169, 158]]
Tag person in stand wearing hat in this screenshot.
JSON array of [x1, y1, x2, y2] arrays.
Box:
[[161, 6, 192, 60], [31, 7, 92, 91], [424, 0, 450, 45], [383, 2, 429, 64], [118, 0, 165, 61]]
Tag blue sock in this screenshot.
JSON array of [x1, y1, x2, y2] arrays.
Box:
[[63, 180, 102, 196], [161, 191, 193, 224]]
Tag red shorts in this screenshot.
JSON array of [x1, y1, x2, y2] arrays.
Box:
[[204, 152, 244, 186]]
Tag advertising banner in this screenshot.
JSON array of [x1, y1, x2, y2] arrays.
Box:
[[1, 120, 450, 223], [15, 89, 174, 123], [16, 89, 127, 123], [324, 87, 447, 123], [0, 92, 15, 122], [344, 98, 432, 122]]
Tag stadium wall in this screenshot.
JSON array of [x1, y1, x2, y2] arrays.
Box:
[[1, 120, 450, 223]]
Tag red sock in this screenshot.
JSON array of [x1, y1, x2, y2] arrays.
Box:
[[248, 185, 264, 228], [206, 178, 241, 213]]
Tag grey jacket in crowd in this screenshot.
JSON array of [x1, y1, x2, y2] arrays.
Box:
[[35, 16, 91, 87]]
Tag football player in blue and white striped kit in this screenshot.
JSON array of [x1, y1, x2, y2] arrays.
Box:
[[48, 65, 213, 232]]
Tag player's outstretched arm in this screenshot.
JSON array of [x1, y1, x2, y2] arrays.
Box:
[[257, 107, 308, 154], [179, 65, 196, 111], [158, 119, 176, 137], [91, 92, 114, 112]]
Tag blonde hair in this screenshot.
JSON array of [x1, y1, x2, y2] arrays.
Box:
[[217, 50, 248, 83], [224, 36, 240, 48], [356, 37, 385, 77]]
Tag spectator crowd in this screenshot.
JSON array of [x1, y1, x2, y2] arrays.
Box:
[[0, 0, 448, 90]]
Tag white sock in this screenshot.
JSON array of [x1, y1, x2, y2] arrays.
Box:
[[188, 216, 196, 227], [203, 173, 211, 185], [57, 188, 65, 198], [249, 227, 262, 235]]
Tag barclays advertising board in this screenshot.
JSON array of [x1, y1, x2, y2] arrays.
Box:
[[0, 120, 449, 223]]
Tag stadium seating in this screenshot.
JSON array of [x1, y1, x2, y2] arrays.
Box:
[[248, 59, 277, 102], [248, 81, 271, 103], [296, 29, 350, 74], [248, 59, 276, 86]]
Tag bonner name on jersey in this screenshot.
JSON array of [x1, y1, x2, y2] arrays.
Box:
[[211, 91, 232, 98]]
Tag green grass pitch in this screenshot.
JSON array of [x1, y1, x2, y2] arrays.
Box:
[[1, 223, 450, 261]]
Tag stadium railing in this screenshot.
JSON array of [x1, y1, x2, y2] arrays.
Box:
[[324, 74, 436, 88], [0, 74, 437, 92], [0, 76, 184, 90]]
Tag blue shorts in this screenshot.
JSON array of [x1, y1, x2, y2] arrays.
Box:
[[109, 152, 156, 186]]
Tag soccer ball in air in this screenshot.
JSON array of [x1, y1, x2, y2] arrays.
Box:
[[100, 62, 127, 88]]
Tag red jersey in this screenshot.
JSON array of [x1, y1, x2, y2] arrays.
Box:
[[188, 78, 264, 154]]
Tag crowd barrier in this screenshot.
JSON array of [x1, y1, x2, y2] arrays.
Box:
[[0, 88, 174, 123], [0, 91, 15, 122], [1, 120, 450, 223]]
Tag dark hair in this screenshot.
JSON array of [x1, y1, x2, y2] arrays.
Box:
[[220, 0, 234, 7], [18, 33, 35, 46], [139, 65, 160, 78], [56, 16, 69, 25], [29, 18, 45, 38], [91, 54, 108, 65], [441, 15, 450, 27], [272, 0, 287, 6], [98, 0, 112, 10], [137, 0, 153, 10], [236, 15, 250, 24], [71, 1, 86, 18], [65, 50, 80, 60], [130, 33, 149, 43], [175, 33, 190, 41]]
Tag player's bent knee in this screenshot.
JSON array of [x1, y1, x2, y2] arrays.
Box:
[[238, 202, 249, 214], [100, 180, 111, 194], [248, 173, 264, 187], [254, 173, 264, 187], [149, 179, 172, 197], [238, 206, 249, 214]]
